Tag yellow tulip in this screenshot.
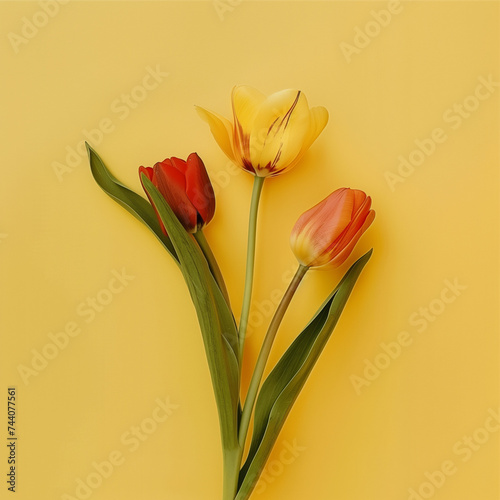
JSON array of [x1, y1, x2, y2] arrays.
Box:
[[196, 85, 328, 177]]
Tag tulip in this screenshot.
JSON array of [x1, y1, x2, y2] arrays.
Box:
[[139, 153, 215, 234], [238, 188, 374, 462], [196, 85, 328, 177], [290, 188, 375, 268], [197, 86, 328, 357]]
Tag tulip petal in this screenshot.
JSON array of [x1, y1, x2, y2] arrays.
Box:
[[231, 85, 266, 134], [198, 86, 328, 177], [291, 188, 375, 268], [291, 188, 354, 267], [329, 210, 375, 268], [307, 199, 355, 266], [139, 166, 167, 235], [306, 188, 354, 249], [138, 166, 154, 182], [298, 106, 329, 159], [169, 156, 188, 174], [195, 106, 235, 163], [309, 106, 329, 141], [351, 189, 367, 213], [184, 153, 216, 225], [266, 103, 328, 176], [292, 188, 344, 236], [281, 105, 328, 176], [231, 86, 267, 171], [154, 162, 198, 232], [330, 196, 372, 254], [249, 90, 310, 175]]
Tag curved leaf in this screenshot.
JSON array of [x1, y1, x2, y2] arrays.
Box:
[[236, 250, 372, 499], [142, 174, 240, 451], [86, 143, 178, 262]]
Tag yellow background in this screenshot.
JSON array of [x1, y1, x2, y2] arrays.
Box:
[[0, 1, 498, 499]]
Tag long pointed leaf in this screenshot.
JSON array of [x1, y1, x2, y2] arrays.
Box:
[[142, 174, 240, 451], [86, 143, 178, 262], [237, 250, 372, 499]]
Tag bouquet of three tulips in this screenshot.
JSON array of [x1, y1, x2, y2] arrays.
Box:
[[86, 85, 375, 500]]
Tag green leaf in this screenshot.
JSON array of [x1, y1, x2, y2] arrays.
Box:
[[141, 174, 240, 451], [86, 143, 178, 262], [236, 250, 372, 499]]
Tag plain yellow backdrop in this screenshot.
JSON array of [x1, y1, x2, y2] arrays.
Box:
[[0, 1, 498, 499]]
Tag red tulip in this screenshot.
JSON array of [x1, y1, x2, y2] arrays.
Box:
[[290, 188, 375, 268], [139, 153, 215, 233]]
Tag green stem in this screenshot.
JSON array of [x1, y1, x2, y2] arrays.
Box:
[[222, 446, 242, 500], [194, 230, 231, 306], [238, 264, 309, 448], [238, 175, 265, 359]]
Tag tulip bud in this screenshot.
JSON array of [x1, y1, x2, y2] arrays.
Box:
[[139, 153, 215, 233], [290, 188, 375, 268], [196, 85, 328, 177]]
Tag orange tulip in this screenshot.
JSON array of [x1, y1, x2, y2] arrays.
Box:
[[290, 188, 375, 268]]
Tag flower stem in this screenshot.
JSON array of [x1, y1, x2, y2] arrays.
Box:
[[194, 230, 231, 306], [238, 175, 265, 359], [222, 446, 242, 500], [238, 264, 309, 448]]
